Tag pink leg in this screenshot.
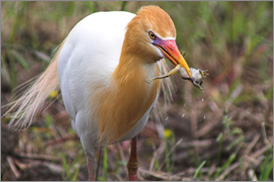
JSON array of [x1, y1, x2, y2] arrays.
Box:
[[87, 154, 95, 181], [127, 136, 138, 181]]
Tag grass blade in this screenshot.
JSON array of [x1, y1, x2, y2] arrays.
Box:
[[193, 160, 207, 179]]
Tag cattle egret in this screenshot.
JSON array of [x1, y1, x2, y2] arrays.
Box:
[[6, 6, 195, 181]]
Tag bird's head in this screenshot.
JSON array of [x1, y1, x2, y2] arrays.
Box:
[[124, 5, 192, 78]]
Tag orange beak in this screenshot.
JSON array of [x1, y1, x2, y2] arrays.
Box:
[[153, 40, 192, 78]]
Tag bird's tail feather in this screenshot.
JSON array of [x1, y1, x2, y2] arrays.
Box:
[[3, 40, 66, 130]]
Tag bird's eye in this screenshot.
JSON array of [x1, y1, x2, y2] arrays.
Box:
[[149, 31, 156, 40]]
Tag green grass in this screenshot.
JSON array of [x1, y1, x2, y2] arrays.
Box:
[[61, 154, 81, 181], [1, 1, 272, 181], [97, 147, 109, 181], [193, 160, 207, 179], [213, 153, 237, 180], [102, 148, 108, 181], [259, 153, 273, 181], [163, 129, 176, 173]]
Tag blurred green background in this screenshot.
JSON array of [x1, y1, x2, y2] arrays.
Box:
[[1, 1, 273, 181]]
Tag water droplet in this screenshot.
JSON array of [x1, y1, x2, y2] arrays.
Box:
[[181, 113, 185, 118]]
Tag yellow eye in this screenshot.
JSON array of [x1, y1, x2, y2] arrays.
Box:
[[149, 31, 156, 39]]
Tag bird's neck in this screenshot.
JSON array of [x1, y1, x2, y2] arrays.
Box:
[[114, 53, 157, 84], [94, 50, 160, 145]]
